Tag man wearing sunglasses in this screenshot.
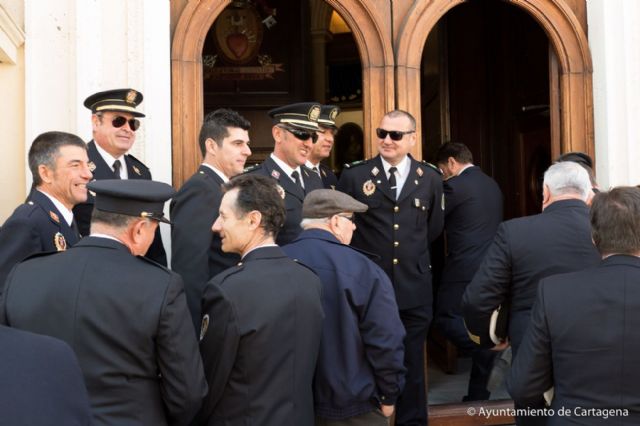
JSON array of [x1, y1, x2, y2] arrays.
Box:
[[73, 88, 168, 265], [244, 102, 324, 245], [306, 105, 340, 189], [337, 110, 444, 426]]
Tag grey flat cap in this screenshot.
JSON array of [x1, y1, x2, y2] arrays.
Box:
[[303, 189, 368, 218]]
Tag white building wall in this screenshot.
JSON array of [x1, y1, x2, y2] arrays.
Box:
[[588, 0, 640, 189]]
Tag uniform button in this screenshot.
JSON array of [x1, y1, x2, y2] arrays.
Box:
[[394, 241, 399, 247], [393, 224, 399, 230], [394, 206, 399, 213], [393, 258, 399, 265]]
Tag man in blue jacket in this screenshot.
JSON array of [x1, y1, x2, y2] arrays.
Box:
[[283, 189, 406, 425]]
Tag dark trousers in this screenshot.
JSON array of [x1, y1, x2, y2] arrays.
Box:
[[434, 305, 496, 400], [316, 410, 389, 426], [395, 305, 431, 426]]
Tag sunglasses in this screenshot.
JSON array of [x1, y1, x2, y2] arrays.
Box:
[[376, 128, 415, 141], [279, 126, 318, 144], [111, 116, 141, 132]]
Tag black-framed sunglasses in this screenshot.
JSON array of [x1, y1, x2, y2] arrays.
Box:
[[112, 116, 141, 132], [279, 125, 319, 144], [376, 128, 415, 141]]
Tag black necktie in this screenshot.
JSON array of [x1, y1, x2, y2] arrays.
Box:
[[291, 170, 303, 191], [388, 166, 398, 199], [71, 219, 81, 239], [113, 160, 122, 179], [312, 166, 320, 176]]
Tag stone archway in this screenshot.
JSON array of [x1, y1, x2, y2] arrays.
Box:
[[395, 0, 593, 160], [171, 0, 394, 186]]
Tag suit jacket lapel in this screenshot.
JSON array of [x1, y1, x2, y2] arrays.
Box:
[[301, 165, 323, 193], [396, 157, 422, 203], [371, 156, 395, 202], [264, 157, 304, 201], [29, 191, 80, 246], [87, 141, 119, 180], [125, 156, 144, 180]]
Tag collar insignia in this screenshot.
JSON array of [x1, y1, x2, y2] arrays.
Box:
[[49, 211, 60, 223]]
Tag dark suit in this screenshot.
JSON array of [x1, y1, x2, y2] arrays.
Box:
[[462, 199, 600, 354], [195, 246, 324, 426], [337, 155, 444, 426], [508, 255, 640, 425], [310, 163, 338, 189], [73, 140, 167, 265], [0, 325, 92, 426], [0, 236, 207, 426], [434, 166, 503, 400], [0, 189, 80, 287], [170, 165, 239, 332], [245, 156, 323, 245]]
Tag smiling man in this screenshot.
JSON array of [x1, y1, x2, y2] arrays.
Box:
[[171, 108, 252, 332], [306, 105, 340, 189], [245, 102, 324, 245], [337, 110, 444, 426], [0, 131, 92, 287], [73, 88, 168, 265]]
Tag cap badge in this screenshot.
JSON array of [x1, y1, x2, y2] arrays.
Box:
[[416, 168, 423, 177], [271, 170, 280, 179], [329, 108, 339, 121], [362, 179, 376, 197], [88, 161, 96, 172], [126, 90, 137, 105], [371, 166, 380, 177], [308, 105, 321, 122], [53, 232, 67, 251], [276, 184, 286, 199], [133, 165, 141, 176], [199, 314, 210, 342], [49, 211, 60, 223]]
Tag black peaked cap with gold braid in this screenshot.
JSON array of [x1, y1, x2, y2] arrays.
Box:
[[84, 88, 145, 117]]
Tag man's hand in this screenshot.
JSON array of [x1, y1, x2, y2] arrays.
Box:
[[381, 404, 395, 417], [491, 339, 510, 351]]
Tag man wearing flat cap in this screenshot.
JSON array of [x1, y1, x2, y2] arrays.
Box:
[[73, 88, 168, 265], [283, 189, 406, 425], [1, 179, 207, 426], [306, 105, 340, 189], [244, 102, 324, 245]]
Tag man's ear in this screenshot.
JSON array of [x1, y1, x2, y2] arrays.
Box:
[[205, 138, 218, 156], [542, 184, 551, 209], [38, 164, 53, 184], [246, 210, 262, 231]]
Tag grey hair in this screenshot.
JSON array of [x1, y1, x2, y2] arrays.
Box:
[[300, 217, 330, 229], [543, 161, 591, 201]]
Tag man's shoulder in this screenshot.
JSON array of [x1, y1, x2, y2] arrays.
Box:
[[341, 158, 371, 171], [126, 153, 150, 172], [417, 159, 443, 177]]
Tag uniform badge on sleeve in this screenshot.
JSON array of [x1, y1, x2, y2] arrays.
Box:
[[133, 165, 142, 176], [362, 180, 376, 196], [200, 314, 210, 342], [53, 232, 67, 251]]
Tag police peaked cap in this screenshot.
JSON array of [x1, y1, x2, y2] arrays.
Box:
[[318, 105, 340, 129], [268, 102, 321, 131], [84, 88, 146, 117]]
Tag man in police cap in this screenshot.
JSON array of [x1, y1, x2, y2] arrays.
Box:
[[73, 88, 168, 265], [283, 189, 406, 425], [0, 131, 92, 288], [244, 102, 324, 244], [1, 179, 207, 426], [337, 110, 444, 426], [306, 105, 340, 189]]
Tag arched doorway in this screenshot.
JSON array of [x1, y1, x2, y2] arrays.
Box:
[[171, 0, 393, 187]]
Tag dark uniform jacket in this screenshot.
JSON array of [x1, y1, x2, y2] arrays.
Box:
[[313, 163, 338, 189], [170, 165, 238, 332], [462, 199, 601, 351], [0, 189, 80, 287], [283, 229, 405, 420], [195, 246, 324, 426], [73, 140, 167, 265], [336, 155, 445, 310], [508, 255, 640, 425], [245, 156, 323, 245], [437, 166, 503, 317], [0, 237, 207, 426], [0, 325, 92, 426]]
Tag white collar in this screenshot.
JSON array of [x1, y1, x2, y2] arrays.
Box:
[[202, 163, 229, 183], [94, 142, 126, 173], [305, 160, 320, 169], [380, 155, 410, 177], [270, 154, 302, 181], [37, 190, 74, 226]]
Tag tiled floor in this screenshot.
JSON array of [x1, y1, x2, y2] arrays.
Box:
[[427, 356, 510, 405]]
